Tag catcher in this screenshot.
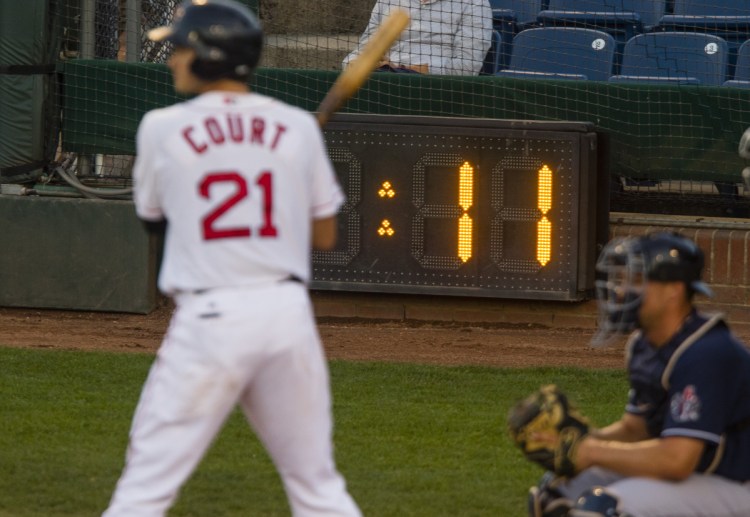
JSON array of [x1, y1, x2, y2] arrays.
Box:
[[508, 232, 750, 517]]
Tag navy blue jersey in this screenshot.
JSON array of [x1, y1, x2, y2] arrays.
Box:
[[626, 311, 750, 482]]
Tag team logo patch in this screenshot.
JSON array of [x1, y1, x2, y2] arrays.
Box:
[[670, 385, 702, 422]]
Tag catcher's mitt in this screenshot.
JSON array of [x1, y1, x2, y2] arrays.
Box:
[[507, 384, 590, 477]]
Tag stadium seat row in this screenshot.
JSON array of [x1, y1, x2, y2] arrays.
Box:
[[487, 28, 750, 86], [489, 0, 750, 30], [481, 0, 750, 85]]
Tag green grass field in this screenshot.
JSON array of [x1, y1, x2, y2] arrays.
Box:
[[0, 347, 627, 516]]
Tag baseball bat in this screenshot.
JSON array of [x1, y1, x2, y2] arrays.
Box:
[[315, 9, 410, 127]]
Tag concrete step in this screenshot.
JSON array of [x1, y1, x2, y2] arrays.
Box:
[[260, 0, 372, 35], [261, 33, 360, 70]]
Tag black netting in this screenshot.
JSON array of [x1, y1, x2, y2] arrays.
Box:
[[32, 1, 750, 216]]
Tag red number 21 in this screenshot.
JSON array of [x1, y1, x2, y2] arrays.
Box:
[[199, 171, 278, 241]]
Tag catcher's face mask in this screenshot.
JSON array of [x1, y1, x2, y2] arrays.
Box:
[[590, 237, 646, 347]]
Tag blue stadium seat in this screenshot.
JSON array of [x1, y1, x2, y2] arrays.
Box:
[[609, 32, 729, 85], [496, 27, 616, 80], [656, 0, 750, 79], [485, 0, 547, 73], [480, 29, 511, 75], [489, 0, 546, 28], [538, 0, 667, 49], [723, 39, 750, 87], [657, 0, 750, 42], [660, 0, 750, 28]]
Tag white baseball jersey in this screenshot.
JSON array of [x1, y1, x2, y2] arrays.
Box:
[[107, 90, 361, 516], [133, 91, 344, 294]]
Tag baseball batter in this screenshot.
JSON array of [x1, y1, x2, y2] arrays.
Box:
[[523, 232, 750, 517], [102, 1, 361, 515]]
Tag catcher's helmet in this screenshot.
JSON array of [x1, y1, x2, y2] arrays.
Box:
[[148, 0, 263, 82], [590, 232, 713, 347]]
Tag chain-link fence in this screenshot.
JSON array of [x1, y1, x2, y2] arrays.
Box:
[[54, 1, 180, 183], [60, 0, 183, 63]]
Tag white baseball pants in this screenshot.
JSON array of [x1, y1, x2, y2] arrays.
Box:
[[103, 282, 361, 516]]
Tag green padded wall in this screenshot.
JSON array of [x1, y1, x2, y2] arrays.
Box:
[[0, 0, 51, 183], [61, 61, 750, 183], [0, 195, 158, 313]]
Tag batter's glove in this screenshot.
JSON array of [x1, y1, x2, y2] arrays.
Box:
[[507, 384, 590, 477]]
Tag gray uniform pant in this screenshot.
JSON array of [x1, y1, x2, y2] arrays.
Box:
[[560, 467, 750, 517]]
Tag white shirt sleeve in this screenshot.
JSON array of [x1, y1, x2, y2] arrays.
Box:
[[132, 112, 165, 222], [444, 0, 493, 76], [342, 1, 386, 69]]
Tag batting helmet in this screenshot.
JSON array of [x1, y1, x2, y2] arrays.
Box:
[[590, 232, 713, 347], [148, 0, 263, 82]]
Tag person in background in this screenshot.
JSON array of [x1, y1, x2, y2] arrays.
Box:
[[343, 0, 492, 75]]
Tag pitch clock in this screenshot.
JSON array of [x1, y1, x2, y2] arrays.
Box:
[[311, 114, 607, 301]]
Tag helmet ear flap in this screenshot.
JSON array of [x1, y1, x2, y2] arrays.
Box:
[[190, 59, 252, 82], [190, 58, 218, 82], [188, 28, 262, 82]]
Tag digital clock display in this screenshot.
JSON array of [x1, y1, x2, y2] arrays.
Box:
[[312, 115, 605, 301]]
